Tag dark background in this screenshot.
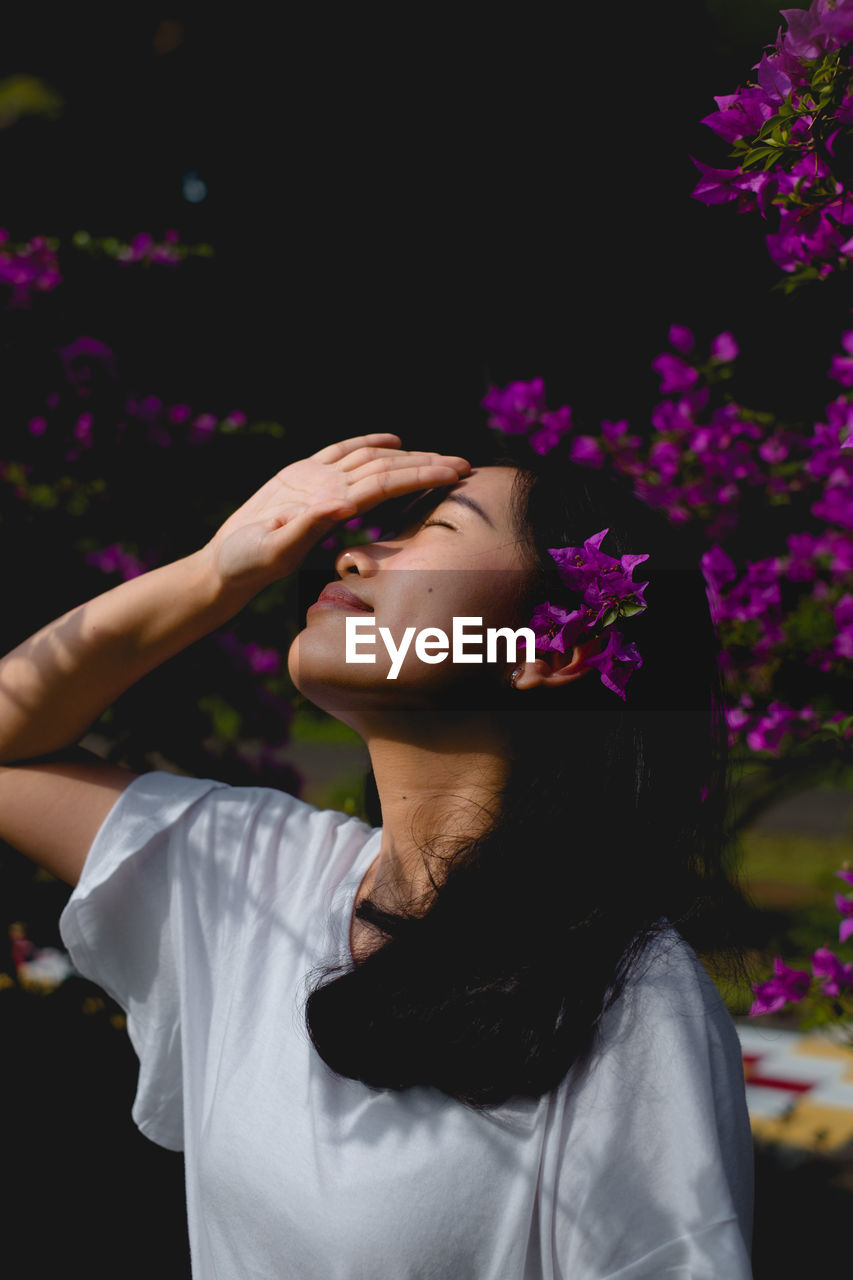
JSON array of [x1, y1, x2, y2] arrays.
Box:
[[2, 4, 849, 1275], [3, 2, 848, 453]]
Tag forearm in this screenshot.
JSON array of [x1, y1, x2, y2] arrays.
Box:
[[0, 549, 250, 764]]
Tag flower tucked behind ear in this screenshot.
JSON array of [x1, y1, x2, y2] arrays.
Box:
[[583, 629, 644, 700], [527, 529, 650, 699]]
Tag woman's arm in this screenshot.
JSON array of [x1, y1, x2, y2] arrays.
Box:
[[0, 552, 241, 766], [0, 434, 469, 884]]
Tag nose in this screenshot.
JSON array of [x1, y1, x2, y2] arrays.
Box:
[[334, 544, 376, 577]]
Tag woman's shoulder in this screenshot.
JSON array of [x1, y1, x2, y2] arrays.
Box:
[[604, 925, 737, 1037], [108, 768, 373, 843], [76, 768, 379, 905], [581, 923, 746, 1103]]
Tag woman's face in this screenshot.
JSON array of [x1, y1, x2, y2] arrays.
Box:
[[288, 466, 538, 718]]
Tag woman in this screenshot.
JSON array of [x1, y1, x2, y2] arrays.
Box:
[[0, 432, 754, 1278]]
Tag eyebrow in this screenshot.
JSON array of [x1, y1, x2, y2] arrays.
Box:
[[441, 491, 496, 528]]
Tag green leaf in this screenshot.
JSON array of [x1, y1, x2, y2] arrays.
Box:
[[741, 146, 783, 170], [65, 491, 90, 517], [198, 694, 242, 741], [601, 607, 619, 628], [249, 420, 286, 437], [29, 484, 58, 508]]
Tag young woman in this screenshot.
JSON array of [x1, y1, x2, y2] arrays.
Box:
[[0, 432, 754, 1278]]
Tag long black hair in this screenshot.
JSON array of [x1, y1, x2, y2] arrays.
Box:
[[303, 433, 745, 1109]]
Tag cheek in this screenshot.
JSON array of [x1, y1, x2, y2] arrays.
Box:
[[287, 618, 375, 689], [387, 568, 530, 629]]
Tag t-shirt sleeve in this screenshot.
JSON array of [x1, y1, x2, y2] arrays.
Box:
[[542, 933, 754, 1280], [58, 769, 360, 1152]]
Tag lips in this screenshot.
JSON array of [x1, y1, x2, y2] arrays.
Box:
[[310, 582, 373, 612]]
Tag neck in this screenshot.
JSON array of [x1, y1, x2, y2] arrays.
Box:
[[357, 710, 511, 915]]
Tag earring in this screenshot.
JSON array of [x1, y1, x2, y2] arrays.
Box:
[[509, 666, 523, 690]]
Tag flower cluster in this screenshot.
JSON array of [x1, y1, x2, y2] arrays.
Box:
[[481, 316, 853, 753], [0, 230, 212, 309], [750, 868, 853, 1032], [480, 379, 573, 455], [0, 231, 61, 305], [527, 529, 649, 700], [13, 335, 283, 468], [84, 543, 147, 581], [71, 229, 214, 266], [693, 0, 853, 288], [483, 327, 764, 545]]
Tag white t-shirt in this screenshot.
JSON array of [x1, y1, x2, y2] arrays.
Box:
[[59, 770, 754, 1279]]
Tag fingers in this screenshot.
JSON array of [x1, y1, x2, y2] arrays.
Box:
[[312, 434, 402, 464], [337, 448, 471, 478], [345, 463, 468, 506]]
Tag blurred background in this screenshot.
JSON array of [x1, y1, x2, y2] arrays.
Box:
[[1, 3, 851, 1275]]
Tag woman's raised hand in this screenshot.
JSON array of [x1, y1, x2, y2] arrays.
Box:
[[200, 434, 471, 594]]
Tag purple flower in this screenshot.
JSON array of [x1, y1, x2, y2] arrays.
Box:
[[567, 435, 605, 467], [690, 158, 753, 207], [746, 701, 810, 753], [781, 0, 853, 57], [583, 628, 643, 700], [819, 2, 853, 43], [481, 378, 547, 435], [767, 208, 846, 273], [812, 947, 853, 996], [528, 602, 590, 653], [749, 957, 811, 1017], [73, 412, 94, 446], [648, 439, 680, 481], [85, 544, 146, 581], [758, 435, 790, 464], [223, 410, 248, 430], [58, 336, 117, 388], [817, 530, 853, 576], [755, 52, 793, 104], [547, 529, 650, 602], [27, 417, 47, 437], [117, 232, 182, 266], [834, 594, 853, 659], [784, 532, 818, 581], [0, 236, 62, 306], [651, 353, 699, 395], [837, 867, 853, 888], [828, 357, 853, 386], [700, 545, 738, 594], [189, 412, 218, 443], [836, 891, 853, 944], [812, 485, 853, 530], [710, 332, 739, 363], [668, 325, 695, 355], [244, 643, 281, 676], [726, 557, 783, 624], [829, 332, 853, 385], [726, 702, 753, 736], [530, 406, 573, 455], [701, 88, 775, 143]]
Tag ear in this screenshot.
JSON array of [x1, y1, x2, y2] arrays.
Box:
[[512, 633, 603, 691]]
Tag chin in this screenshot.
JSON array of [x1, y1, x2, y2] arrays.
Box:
[[288, 627, 511, 722]]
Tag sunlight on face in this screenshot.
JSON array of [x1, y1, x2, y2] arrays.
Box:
[[288, 467, 538, 719]]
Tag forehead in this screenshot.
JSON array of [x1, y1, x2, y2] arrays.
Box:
[[445, 466, 519, 518]]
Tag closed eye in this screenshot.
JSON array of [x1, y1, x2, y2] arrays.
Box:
[[422, 519, 456, 530]]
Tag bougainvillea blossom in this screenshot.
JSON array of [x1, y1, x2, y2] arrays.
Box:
[[749, 958, 811, 1016]]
